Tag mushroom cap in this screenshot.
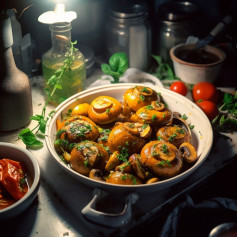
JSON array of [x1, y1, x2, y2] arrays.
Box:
[[140, 140, 183, 178], [88, 96, 122, 124], [123, 86, 158, 112], [106, 171, 142, 185], [107, 122, 146, 154]]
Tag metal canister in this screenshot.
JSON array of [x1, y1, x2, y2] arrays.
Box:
[[156, 1, 200, 63], [105, 2, 151, 70]]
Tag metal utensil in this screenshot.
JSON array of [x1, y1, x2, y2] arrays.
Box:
[[194, 15, 232, 50]]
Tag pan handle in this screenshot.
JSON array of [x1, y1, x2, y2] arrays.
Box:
[[81, 188, 139, 228]]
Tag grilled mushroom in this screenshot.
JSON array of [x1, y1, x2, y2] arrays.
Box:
[[179, 142, 198, 163], [135, 103, 172, 126], [107, 122, 147, 154], [57, 115, 99, 143], [128, 154, 146, 181], [105, 151, 121, 171], [72, 103, 90, 116], [106, 171, 142, 185], [123, 86, 158, 112], [88, 96, 122, 124], [146, 177, 159, 184], [89, 169, 105, 182], [70, 141, 109, 176], [140, 141, 183, 178]]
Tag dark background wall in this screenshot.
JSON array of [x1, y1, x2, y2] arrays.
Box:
[[1, 0, 237, 78]]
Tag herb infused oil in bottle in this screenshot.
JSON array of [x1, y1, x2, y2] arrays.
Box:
[[42, 22, 86, 106]]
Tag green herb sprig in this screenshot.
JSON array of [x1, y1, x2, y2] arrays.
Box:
[[18, 41, 78, 149], [101, 52, 129, 83], [150, 55, 180, 81], [212, 91, 237, 132], [46, 41, 78, 98]]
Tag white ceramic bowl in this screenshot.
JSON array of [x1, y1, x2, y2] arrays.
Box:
[[0, 142, 40, 220], [45, 83, 213, 193], [170, 43, 226, 84]]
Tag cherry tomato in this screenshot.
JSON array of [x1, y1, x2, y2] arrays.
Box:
[[170, 81, 187, 96], [197, 100, 219, 121], [192, 82, 218, 103]]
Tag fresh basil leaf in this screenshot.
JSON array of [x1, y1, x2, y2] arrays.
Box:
[[109, 52, 128, 75], [101, 64, 120, 78], [18, 128, 43, 147], [38, 118, 46, 134], [164, 64, 175, 77], [152, 55, 162, 65]]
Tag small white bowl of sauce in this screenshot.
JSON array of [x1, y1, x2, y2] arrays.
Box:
[[0, 142, 40, 220], [170, 43, 226, 84]]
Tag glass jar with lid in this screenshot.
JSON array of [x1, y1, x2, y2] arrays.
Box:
[[156, 1, 200, 63], [42, 22, 86, 106], [105, 1, 151, 71]]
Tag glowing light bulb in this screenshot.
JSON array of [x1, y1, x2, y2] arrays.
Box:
[[38, 3, 77, 24]]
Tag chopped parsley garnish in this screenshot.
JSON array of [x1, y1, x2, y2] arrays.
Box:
[[100, 144, 110, 154], [157, 160, 171, 167], [176, 128, 185, 134], [139, 95, 145, 101], [152, 151, 160, 157], [84, 160, 89, 168], [128, 123, 135, 128], [121, 174, 127, 180], [146, 105, 153, 110], [70, 123, 92, 137], [98, 136, 108, 141], [118, 161, 130, 171], [157, 136, 162, 141], [120, 173, 138, 185], [56, 129, 66, 137], [141, 87, 149, 93], [106, 108, 110, 114], [98, 128, 111, 142], [189, 124, 195, 130], [129, 174, 137, 185], [168, 133, 177, 142], [55, 139, 76, 151], [117, 147, 129, 162], [142, 124, 149, 129], [182, 114, 188, 120], [62, 108, 73, 120], [152, 114, 157, 121], [161, 144, 169, 154]]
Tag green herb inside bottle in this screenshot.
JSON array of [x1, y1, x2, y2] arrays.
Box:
[[42, 22, 86, 106]]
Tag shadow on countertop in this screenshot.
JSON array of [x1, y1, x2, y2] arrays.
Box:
[[127, 155, 237, 237]]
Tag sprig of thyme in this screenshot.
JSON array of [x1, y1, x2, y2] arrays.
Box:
[[46, 41, 78, 97], [18, 41, 78, 149]]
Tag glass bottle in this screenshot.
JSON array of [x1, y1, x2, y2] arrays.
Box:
[[42, 22, 86, 106]]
